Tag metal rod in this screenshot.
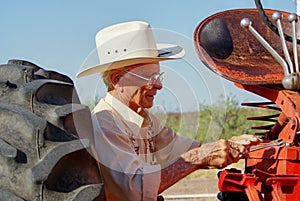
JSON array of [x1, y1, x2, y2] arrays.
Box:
[[272, 12, 294, 74], [248, 139, 285, 152], [247, 114, 279, 121], [241, 102, 281, 111], [251, 125, 275, 130], [288, 13, 299, 72], [240, 18, 290, 76]]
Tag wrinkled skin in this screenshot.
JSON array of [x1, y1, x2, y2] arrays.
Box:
[[109, 62, 162, 114], [184, 134, 262, 169]]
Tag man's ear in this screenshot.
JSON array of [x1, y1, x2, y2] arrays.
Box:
[[109, 71, 120, 87]]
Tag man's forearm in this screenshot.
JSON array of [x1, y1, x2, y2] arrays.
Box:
[[158, 154, 200, 194]]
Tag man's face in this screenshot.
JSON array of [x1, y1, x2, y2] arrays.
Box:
[[118, 62, 163, 111]]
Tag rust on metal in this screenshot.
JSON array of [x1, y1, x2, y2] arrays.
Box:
[[195, 8, 300, 201], [194, 9, 300, 85]]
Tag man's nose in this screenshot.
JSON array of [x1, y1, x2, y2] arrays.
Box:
[[152, 80, 163, 90]]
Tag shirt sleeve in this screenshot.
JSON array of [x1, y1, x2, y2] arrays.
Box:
[[92, 110, 161, 201], [150, 113, 201, 164]]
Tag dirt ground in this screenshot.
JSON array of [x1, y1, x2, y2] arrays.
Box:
[[160, 162, 245, 201], [161, 178, 219, 201]]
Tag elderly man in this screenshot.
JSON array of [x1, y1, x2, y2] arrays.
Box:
[[76, 21, 260, 201]]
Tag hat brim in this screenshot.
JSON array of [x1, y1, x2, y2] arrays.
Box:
[[76, 43, 185, 78]]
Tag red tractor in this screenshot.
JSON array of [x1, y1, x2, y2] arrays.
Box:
[[194, 2, 300, 201]]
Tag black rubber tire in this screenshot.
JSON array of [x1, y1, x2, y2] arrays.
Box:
[[0, 60, 104, 201]]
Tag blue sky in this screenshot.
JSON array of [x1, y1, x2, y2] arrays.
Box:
[[1, 0, 297, 112]]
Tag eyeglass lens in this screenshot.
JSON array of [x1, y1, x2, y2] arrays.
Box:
[[150, 73, 164, 85]]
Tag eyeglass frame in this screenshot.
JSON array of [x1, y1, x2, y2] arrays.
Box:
[[123, 70, 165, 85]]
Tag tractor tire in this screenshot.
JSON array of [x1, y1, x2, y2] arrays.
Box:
[[0, 59, 105, 201]]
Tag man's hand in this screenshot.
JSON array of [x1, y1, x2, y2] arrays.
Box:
[[184, 139, 246, 169], [160, 135, 262, 193], [229, 134, 262, 146]]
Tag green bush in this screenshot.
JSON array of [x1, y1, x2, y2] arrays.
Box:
[[163, 96, 279, 142]]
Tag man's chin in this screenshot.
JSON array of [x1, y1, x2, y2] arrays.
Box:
[[143, 102, 154, 109]]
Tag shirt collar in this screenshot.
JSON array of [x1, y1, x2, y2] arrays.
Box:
[[103, 93, 144, 128]]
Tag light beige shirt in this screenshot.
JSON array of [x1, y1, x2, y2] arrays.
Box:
[[91, 93, 199, 201]]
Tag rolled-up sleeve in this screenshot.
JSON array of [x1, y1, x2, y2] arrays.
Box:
[[154, 126, 200, 164], [150, 113, 200, 164]]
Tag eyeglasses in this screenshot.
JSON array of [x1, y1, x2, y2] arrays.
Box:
[[124, 70, 165, 85]]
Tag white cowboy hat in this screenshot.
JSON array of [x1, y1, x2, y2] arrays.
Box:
[[76, 21, 185, 78]]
